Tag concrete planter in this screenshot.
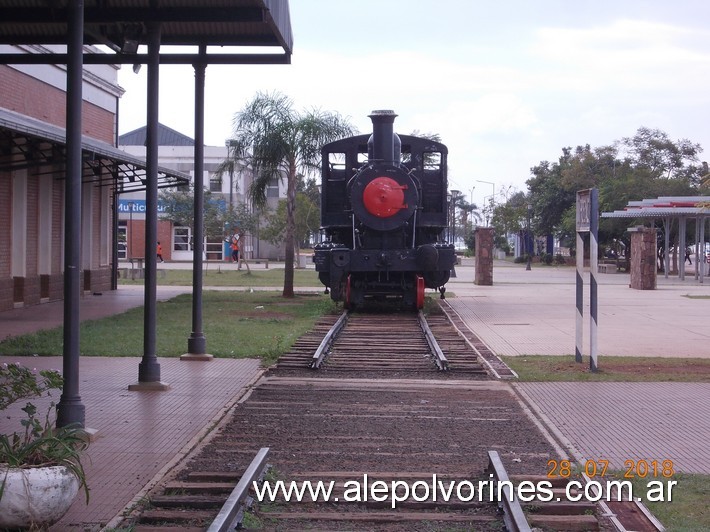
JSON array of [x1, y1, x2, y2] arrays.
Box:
[[0, 465, 79, 529]]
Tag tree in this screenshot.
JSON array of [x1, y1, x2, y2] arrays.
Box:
[[618, 127, 702, 181], [159, 188, 257, 242], [228, 92, 355, 297], [491, 190, 529, 252], [261, 192, 319, 256], [526, 128, 704, 253]]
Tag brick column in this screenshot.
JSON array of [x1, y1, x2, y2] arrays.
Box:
[[628, 226, 657, 290], [474, 227, 494, 285]]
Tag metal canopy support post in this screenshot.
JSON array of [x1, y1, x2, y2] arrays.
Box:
[[57, 0, 86, 428], [130, 22, 169, 390], [111, 187, 119, 290], [663, 217, 670, 279], [184, 45, 211, 360], [679, 217, 686, 281], [701, 217, 706, 284]]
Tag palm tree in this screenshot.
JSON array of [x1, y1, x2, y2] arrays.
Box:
[[228, 92, 355, 297]]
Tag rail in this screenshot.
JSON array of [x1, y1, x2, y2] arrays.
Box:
[[310, 310, 349, 369], [418, 311, 449, 370], [486, 450, 531, 532], [206, 447, 270, 532]]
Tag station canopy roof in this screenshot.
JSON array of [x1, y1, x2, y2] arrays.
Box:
[[0, 107, 191, 192], [601, 196, 710, 219], [0, 1, 293, 191], [0, 0, 293, 64]]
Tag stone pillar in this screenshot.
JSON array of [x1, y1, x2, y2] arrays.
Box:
[[474, 227, 494, 285], [628, 226, 657, 290]]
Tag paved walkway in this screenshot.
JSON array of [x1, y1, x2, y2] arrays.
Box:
[[0, 260, 709, 531], [446, 259, 710, 357], [0, 356, 262, 530], [446, 261, 710, 475], [514, 382, 710, 474]]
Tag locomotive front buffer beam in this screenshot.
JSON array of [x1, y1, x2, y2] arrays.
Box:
[[313, 245, 456, 303]]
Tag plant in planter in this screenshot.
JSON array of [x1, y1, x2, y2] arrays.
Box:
[[0, 362, 90, 529]]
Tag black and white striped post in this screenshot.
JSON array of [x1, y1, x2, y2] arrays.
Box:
[[575, 188, 599, 372], [575, 229, 584, 363], [589, 189, 599, 372]]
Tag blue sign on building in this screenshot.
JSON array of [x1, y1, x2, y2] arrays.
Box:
[[118, 200, 168, 213]]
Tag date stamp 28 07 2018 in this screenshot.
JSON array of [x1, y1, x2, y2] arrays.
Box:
[[547, 458, 677, 502]]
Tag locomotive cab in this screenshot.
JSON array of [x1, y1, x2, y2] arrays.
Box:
[[314, 110, 456, 309]]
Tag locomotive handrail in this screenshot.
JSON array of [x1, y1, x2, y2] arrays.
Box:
[[207, 447, 270, 532], [487, 450, 532, 532], [310, 310, 349, 369], [418, 311, 449, 371]]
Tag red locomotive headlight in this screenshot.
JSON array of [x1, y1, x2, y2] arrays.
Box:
[[362, 176, 408, 218]]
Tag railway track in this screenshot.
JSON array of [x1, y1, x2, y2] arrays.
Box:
[[114, 307, 665, 531], [277, 309, 488, 376]]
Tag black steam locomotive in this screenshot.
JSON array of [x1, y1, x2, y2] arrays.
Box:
[[313, 110, 456, 309]]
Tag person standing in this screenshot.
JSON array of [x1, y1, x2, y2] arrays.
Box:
[[230, 233, 239, 263], [156, 241, 164, 263]]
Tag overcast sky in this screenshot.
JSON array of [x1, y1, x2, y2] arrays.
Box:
[[117, 0, 710, 208]]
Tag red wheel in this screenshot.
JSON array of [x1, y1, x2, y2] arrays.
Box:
[[416, 275, 425, 310]]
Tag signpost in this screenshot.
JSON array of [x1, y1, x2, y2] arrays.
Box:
[[576, 188, 599, 372]]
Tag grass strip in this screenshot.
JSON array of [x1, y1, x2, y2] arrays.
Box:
[[0, 291, 337, 366], [628, 473, 710, 531], [502, 355, 710, 382], [118, 267, 321, 287]]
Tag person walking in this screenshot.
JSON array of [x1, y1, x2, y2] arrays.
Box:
[[156, 241, 164, 263]]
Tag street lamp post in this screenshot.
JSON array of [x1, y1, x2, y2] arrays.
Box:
[[477, 180, 495, 227], [225, 139, 238, 209], [450, 190, 460, 246], [526, 204, 532, 271], [477, 180, 495, 204]]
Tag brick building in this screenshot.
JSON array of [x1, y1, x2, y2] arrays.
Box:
[[0, 44, 186, 310]]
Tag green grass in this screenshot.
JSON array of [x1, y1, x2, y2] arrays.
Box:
[[119, 267, 321, 287], [629, 473, 710, 531], [0, 291, 337, 366], [502, 355, 710, 382]]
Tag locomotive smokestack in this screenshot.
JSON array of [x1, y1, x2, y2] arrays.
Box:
[[368, 109, 399, 164]]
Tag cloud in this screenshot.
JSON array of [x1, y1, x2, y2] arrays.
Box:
[[530, 19, 710, 92]]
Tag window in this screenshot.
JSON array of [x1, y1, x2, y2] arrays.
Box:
[[209, 174, 222, 192], [329, 152, 346, 170], [266, 178, 280, 198], [117, 222, 127, 259], [173, 226, 191, 251], [424, 152, 442, 171]]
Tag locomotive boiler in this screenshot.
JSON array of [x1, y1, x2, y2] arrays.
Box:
[[313, 110, 456, 309]]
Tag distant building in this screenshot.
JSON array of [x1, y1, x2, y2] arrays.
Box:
[[118, 124, 286, 261]]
